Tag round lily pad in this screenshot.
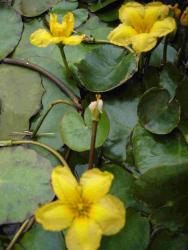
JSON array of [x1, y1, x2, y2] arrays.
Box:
[[61, 107, 110, 152], [0, 64, 44, 140], [0, 4, 23, 60], [13, 0, 60, 17], [76, 45, 138, 92], [138, 88, 180, 134], [0, 146, 53, 224]]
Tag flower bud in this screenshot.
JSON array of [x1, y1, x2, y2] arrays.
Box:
[[181, 7, 188, 27], [169, 4, 181, 19], [89, 95, 103, 121]]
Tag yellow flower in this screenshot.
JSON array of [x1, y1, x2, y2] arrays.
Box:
[[35, 166, 126, 250], [181, 7, 188, 27], [108, 1, 176, 53], [30, 12, 84, 47]]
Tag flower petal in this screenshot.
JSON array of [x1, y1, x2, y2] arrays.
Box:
[[144, 2, 169, 32], [80, 168, 113, 203], [30, 29, 62, 47], [35, 201, 74, 231], [131, 33, 157, 53], [119, 2, 145, 33], [50, 12, 74, 37], [61, 35, 84, 45], [90, 194, 126, 235], [52, 166, 81, 204], [108, 24, 137, 47], [65, 217, 102, 250], [150, 17, 176, 37]]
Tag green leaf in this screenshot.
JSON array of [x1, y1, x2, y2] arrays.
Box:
[[138, 88, 180, 134], [100, 209, 150, 250], [76, 45, 138, 92], [61, 107, 110, 152], [149, 230, 188, 250], [26, 55, 79, 96], [132, 123, 188, 173], [0, 146, 53, 224], [64, 44, 98, 68], [14, 224, 66, 250], [97, 7, 119, 22], [143, 67, 160, 90], [73, 9, 89, 28], [31, 78, 74, 149], [13, 19, 62, 64], [159, 63, 183, 99], [150, 44, 177, 67], [176, 78, 188, 118], [0, 64, 43, 140], [103, 81, 144, 162], [51, 0, 78, 13], [0, 4, 23, 60], [134, 163, 188, 230], [103, 164, 138, 208], [77, 16, 112, 40], [89, 0, 117, 12], [13, 0, 60, 17]]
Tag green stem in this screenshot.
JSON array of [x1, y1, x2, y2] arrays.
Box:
[[6, 218, 30, 250], [0, 140, 68, 167], [32, 99, 74, 138], [163, 36, 168, 65], [88, 121, 98, 169], [83, 37, 134, 53], [58, 45, 72, 78]]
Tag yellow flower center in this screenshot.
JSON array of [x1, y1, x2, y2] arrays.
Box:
[[70, 199, 92, 217]]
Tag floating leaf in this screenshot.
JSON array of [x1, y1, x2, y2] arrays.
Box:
[[61, 108, 110, 152], [89, 0, 117, 12], [134, 163, 188, 230], [176, 78, 188, 118], [159, 63, 183, 99], [149, 230, 188, 250], [103, 164, 138, 208], [150, 44, 177, 67], [77, 16, 112, 40], [0, 146, 53, 224], [0, 4, 23, 60], [13, 0, 60, 17], [0, 64, 43, 139], [14, 224, 66, 250], [132, 124, 188, 173], [26, 56, 79, 96], [51, 0, 78, 13], [103, 81, 144, 162], [76, 45, 138, 92], [100, 209, 150, 250], [64, 44, 98, 69], [143, 67, 159, 90], [138, 88, 180, 134], [31, 77, 74, 149]]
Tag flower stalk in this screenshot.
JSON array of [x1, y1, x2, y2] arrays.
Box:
[[32, 99, 74, 138], [88, 120, 98, 169], [88, 95, 103, 169], [58, 45, 73, 78], [6, 218, 31, 250], [0, 140, 68, 167]]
